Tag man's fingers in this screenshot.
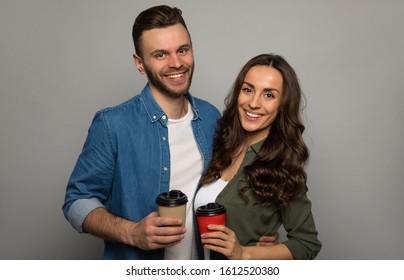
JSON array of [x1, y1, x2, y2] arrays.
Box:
[[154, 225, 186, 236], [258, 232, 279, 242], [154, 217, 183, 227], [145, 213, 183, 227], [257, 232, 279, 246]]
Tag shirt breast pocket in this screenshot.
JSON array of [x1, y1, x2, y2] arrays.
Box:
[[225, 199, 281, 246]]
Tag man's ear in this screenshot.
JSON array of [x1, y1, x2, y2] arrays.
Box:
[[133, 54, 145, 74]]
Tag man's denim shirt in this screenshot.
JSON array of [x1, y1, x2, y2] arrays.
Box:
[[62, 84, 221, 259]]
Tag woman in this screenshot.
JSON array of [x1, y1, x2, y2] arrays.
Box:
[[194, 53, 321, 260]]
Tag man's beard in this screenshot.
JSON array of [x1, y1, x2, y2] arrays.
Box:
[[144, 64, 194, 98]]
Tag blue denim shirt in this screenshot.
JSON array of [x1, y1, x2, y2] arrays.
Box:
[[62, 84, 221, 259]]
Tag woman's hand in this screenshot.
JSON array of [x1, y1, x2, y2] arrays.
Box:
[[200, 224, 244, 260]]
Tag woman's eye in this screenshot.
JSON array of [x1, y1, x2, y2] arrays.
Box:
[[242, 87, 252, 93]]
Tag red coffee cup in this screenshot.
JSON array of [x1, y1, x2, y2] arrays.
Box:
[[196, 202, 226, 234]]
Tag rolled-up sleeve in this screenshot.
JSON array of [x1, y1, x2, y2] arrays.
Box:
[[67, 198, 105, 232], [62, 110, 115, 232], [281, 193, 322, 259]]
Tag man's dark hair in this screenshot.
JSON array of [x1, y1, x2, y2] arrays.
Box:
[[132, 5, 190, 58]]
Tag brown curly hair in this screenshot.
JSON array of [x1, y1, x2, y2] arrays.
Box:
[[200, 53, 309, 208]]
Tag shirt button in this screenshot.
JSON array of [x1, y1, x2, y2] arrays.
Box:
[[152, 115, 157, 120], [163, 167, 168, 172], [247, 147, 252, 152], [162, 136, 166, 141], [162, 115, 167, 120]]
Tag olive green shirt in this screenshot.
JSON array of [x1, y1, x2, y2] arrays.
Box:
[[214, 140, 322, 260]]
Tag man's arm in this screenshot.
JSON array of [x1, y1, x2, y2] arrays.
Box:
[[83, 207, 186, 250]]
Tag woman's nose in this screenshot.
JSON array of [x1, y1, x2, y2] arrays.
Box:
[[248, 94, 261, 109]]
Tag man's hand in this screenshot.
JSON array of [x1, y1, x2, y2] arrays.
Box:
[[257, 232, 279, 246], [83, 208, 186, 251], [128, 212, 186, 250]]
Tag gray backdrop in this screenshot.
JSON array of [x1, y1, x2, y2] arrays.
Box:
[[1, 0, 403, 260]]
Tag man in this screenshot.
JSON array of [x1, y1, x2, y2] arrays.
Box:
[[63, 5, 276, 260]]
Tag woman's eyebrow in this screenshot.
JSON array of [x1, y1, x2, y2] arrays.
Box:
[[243, 81, 280, 94]]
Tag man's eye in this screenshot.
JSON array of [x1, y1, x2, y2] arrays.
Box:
[[178, 49, 188, 55], [155, 53, 165, 59]]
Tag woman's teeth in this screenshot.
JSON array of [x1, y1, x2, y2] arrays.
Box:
[[246, 111, 261, 118]]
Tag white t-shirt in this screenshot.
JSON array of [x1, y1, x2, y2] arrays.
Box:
[[164, 103, 203, 260], [194, 179, 228, 211]]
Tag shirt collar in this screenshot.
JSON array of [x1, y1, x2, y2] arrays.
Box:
[[140, 84, 200, 124], [249, 138, 265, 154]]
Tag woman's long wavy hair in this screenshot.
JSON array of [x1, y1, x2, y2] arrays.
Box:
[[200, 53, 309, 208]]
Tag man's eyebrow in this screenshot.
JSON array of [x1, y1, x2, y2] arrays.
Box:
[[149, 44, 192, 57], [150, 49, 168, 56], [178, 43, 192, 49]]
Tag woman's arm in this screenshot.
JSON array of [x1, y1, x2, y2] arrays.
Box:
[[201, 191, 322, 260], [201, 225, 293, 260], [281, 193, 322, 260]]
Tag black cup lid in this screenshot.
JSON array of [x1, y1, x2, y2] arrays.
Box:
[[196, 202, 226, 216], [156, 190, 188, 207]]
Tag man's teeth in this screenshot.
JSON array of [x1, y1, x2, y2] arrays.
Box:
[[246, 111, 261, 118], [169, 73, 183, 79]]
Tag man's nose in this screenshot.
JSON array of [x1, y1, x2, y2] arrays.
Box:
[[168, 54, 183, 68]]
